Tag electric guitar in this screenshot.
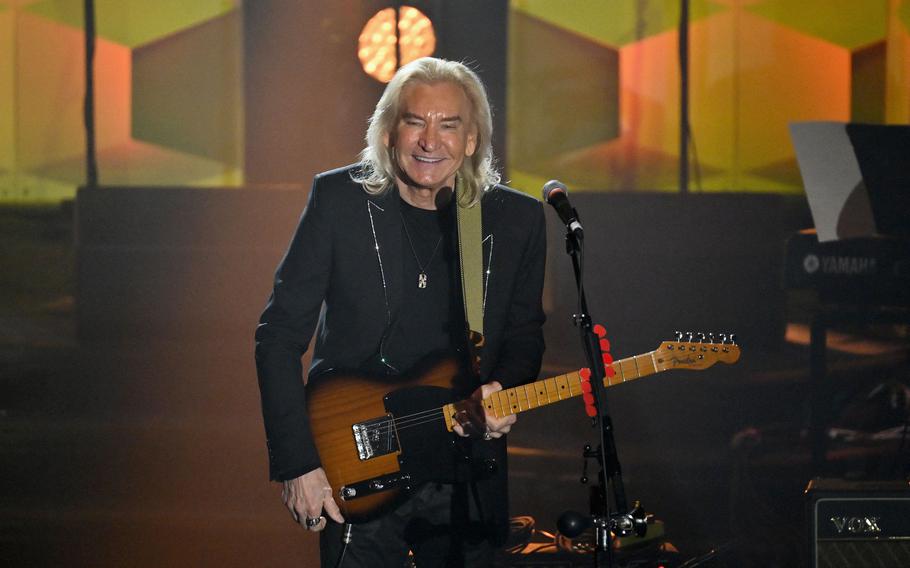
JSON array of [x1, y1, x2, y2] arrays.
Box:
[[307, 334, 741, 523]]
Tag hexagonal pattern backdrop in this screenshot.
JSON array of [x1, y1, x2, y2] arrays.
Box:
[[507, 0, 910, 194], [1, 1, 909, 201], [0, 0, 241, 202]]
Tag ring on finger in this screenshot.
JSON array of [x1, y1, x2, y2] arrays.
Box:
[[305, 515, 323, 529], [483, 429, 492, 441]]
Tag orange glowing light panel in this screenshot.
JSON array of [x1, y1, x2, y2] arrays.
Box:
[[358, 6, 435, 83]]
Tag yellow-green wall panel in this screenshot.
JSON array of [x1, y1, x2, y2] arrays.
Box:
[[26, 0, 237, 48], [747, 0, 887, 50], [511, 0, 724, 48]]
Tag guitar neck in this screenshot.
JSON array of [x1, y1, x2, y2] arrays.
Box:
[[483, 350, 665, 419], [441, 339, 739, 430]]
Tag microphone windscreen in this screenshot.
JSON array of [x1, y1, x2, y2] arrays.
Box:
[[542, 180, 568, 203]]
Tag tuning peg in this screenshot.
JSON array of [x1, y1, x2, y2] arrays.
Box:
[[685, 331, 695, 342], [674, 330, 683, 341], [728, 333, 738, 345], [707, 333, 716, 344], [697, 332, 706, 343]]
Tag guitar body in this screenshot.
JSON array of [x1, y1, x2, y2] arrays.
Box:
[[307, 356, 465, 523]]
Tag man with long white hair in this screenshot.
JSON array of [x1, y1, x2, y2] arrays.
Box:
[[256, 57, 546, 567]]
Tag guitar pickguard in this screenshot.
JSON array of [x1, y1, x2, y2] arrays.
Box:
[[383, 385, 461, 485]]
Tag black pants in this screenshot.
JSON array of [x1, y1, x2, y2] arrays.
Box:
[[320, 483, 494, 568]]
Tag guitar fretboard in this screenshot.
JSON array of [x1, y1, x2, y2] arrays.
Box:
[[483, 350, 666, 418]]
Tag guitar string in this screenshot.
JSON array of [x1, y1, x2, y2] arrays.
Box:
[[377, 373, 584, 434], [368, 368, 614, 436], [359, 352, 673, 436], [382, 360, 628, 431], [371, 374, 587, 436], [378, 349, 732, 434]]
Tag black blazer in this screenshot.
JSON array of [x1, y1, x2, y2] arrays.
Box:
[[255, 165, 546, 539]]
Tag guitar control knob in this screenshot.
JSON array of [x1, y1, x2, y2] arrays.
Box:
[[341, 487, 356, 500]]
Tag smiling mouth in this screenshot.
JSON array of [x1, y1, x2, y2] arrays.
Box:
[[413, 156, 444, 164]]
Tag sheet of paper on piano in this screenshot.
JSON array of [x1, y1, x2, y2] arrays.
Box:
[[789, 121, 876, 243]]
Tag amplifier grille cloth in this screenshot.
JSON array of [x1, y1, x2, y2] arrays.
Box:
[[818, 540, 910, 568]]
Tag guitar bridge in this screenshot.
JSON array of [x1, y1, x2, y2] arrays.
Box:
[[352, 415, 399, 460]]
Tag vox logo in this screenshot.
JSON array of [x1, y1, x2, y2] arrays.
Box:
[[830, 516, 882, 534]]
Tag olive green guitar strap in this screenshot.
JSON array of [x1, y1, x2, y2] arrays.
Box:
[[456, 186, 484, 346]]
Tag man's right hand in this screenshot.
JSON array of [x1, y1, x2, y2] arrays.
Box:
[[282, 467, 345, 531]]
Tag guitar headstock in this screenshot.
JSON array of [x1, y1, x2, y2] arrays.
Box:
[[655, 331, 741, 370]]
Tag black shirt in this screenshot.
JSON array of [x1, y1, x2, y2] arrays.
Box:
[[384, 196, 459, 373]]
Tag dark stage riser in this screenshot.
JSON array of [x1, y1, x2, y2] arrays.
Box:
[[544, 192, 787, 360], [75, 188, 787, 354], [75, 186, 306, 340]]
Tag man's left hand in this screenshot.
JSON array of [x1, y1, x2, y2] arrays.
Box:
[[453, 380, 517, 440]]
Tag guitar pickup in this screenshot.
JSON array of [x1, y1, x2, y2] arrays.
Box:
[[352, 415, 399, 460], [339, 472, 411, 501]]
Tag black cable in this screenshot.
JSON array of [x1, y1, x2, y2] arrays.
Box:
[[688, 128, 703, 192], [83, 0, 98, 188], [576, 237, 584, 329], [678, 0, 689, 195]]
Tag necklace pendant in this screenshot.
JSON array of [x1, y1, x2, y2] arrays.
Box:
[[418, 273, 428, 288]]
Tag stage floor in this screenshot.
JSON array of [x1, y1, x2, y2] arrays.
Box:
[[3, 311, 908, 567]]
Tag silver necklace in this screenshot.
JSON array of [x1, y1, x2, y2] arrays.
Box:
[[399, 211, 442, 289]]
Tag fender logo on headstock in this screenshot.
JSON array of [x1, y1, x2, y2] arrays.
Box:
[[667, 355, 698, 367]]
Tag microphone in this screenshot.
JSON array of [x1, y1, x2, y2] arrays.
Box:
[[434, 186, 454, 209], [542, 180, 583, 237]]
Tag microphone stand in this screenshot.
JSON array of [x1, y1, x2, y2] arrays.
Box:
[[563, 222, 642, 567]]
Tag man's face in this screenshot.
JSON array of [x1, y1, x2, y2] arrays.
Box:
[[385, 81, 478, 193]]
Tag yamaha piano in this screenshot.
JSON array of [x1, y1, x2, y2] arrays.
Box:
[[788, 122, 910, 473]]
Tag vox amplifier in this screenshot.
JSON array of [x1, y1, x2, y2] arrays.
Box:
[[806, 478, 910, 568]]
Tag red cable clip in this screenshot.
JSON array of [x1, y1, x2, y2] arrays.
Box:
[[578, 367, 597, 417], [580, 324, 614, 416]]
